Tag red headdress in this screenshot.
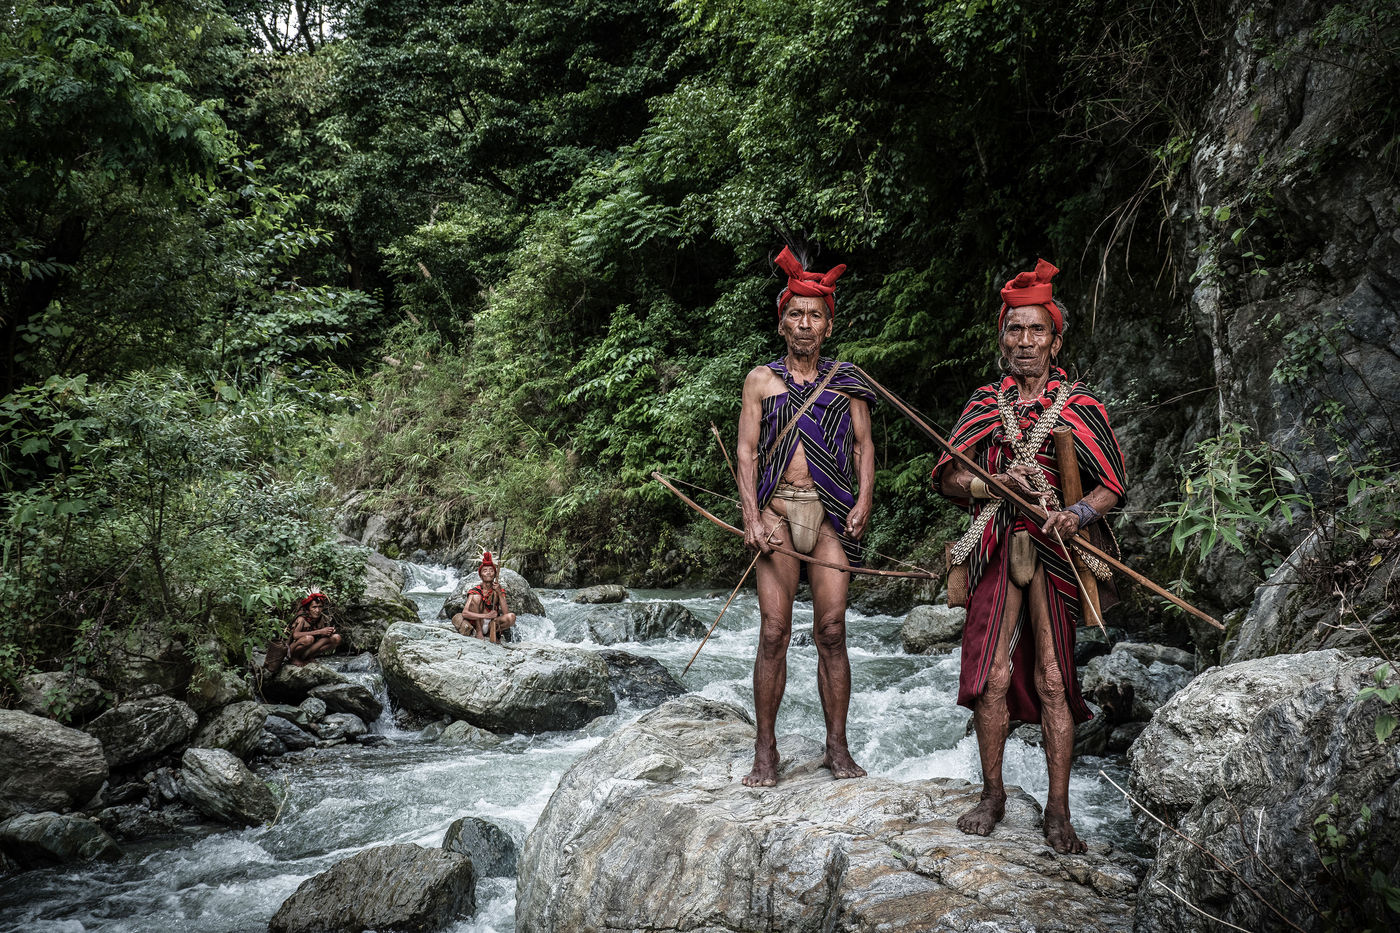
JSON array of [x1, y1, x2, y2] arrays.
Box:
[[299, 592, 327, 608], [775, 246, 846, 316], [998, 258, 1063, 333], [478, 550, 496, 570]]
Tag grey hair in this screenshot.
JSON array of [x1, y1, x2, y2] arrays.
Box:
[[998, 299, 1069, 337]]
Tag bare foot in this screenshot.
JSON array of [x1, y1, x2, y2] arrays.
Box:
[[1044, 807, 1087, 854], [822, 745, 867, 779], [742, 743, 779, 787], [957, 790, 1006, 836]]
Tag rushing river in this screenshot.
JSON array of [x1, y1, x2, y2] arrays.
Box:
[[2, 562, 1138, 932]]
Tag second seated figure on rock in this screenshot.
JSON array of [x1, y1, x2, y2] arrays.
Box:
[[452, 550, 517, 643]]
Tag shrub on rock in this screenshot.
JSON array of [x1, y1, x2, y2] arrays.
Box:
[[17, 672, 107, 722]]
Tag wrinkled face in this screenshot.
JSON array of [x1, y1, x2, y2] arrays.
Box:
[[778, 295, 832, 356], [1000, 305, 1062, 380], [308, 601, 324, 618], [479, 564, 497, 584]]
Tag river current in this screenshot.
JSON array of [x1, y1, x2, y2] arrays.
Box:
[[3, 563, 1139, 932]]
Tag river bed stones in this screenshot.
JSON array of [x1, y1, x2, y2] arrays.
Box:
[[438, 721, 502, 748], [0, 811, 122, 866], [0, 710, 109, 817], [84, 696, 199, 770], [17, 672, 107, 722], [1081, 644, 1194, 725], [1129, 649, 1399, 931], [443, 816, 517, 877], [307, 682, 383, 723], [572, 584, 628, 604], [379, 623, 615, 733], [336, 549, 421, 654], [517, 695, 1143, 933], [595, 649, 686, 708], [900, 604, 966, 654], [191, 701, 267, 759], [178, 747, 279, 826], [261, 662, 356, 706], [555, 601, 706, 644], [269, 843, 475, 933]]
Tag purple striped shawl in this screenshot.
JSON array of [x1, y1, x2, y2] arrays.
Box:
[[757, 358, 877, 565]]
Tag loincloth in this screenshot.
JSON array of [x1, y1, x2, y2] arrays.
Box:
[[772, 483, 824, 554]]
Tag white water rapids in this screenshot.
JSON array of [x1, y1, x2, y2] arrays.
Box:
[[2, 562, 1140, 932]]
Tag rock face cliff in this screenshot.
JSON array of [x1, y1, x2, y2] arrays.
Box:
[[517, 695, 1144, 933]]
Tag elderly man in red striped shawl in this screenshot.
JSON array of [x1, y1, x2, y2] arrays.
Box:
[[934, 259, 1126, 854]]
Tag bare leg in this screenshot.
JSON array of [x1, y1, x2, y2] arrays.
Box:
[[744, 508, 799, 787], [958, 581, 1022, 836], [289, 635, 316, 666], [809, 519, 865, 779], [1028, 565, 1086, 854]]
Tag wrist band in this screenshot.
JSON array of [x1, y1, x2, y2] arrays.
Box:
[[1065, 501, 1100, 528], [969, 476, 1002, 500]]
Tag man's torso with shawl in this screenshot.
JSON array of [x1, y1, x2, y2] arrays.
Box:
[[934, 371, 1127, 724], [467, 584, 502, 613], [758, 358, 877, 565]]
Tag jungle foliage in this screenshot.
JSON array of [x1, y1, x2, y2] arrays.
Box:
[[2, 0, 1398, 693]]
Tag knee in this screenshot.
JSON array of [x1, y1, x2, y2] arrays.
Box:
[[812, 615, 846, 651], [757, 619, 791, 656], [328, 634, 342, 649], [1035, 662, 1066, 702], [984, 661, 1012, 700]]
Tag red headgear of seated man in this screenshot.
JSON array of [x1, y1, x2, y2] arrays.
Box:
[[478, 551, 496, 571], [299, 592, 327, 608], [775, 246, 847, 316], [998, 258, 1063, 334]]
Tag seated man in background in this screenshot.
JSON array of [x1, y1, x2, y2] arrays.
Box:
[[455, 551, 517, 643], [288, 592, 341, 665]]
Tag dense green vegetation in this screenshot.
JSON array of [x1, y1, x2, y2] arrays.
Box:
[[3, 0, 1398, 695]]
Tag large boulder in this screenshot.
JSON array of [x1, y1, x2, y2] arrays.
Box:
[[17, 672, 106, 722], [312, 712, 367, 745], [900, 604, 967, 654], [269, 843, 475, 933], [183, 667, 253, 717], [263, 715, 317, 752], [1130, 651, 1398, 932], [337, 549, 421, 655], [438, 721, 502, 748], [595, 649, 687, 709], [261, 662, 355, 706], [1128, 649, 1359, 826], [517, 695, 1143, 933], [572, 584, 628, 604], [191, 701, 267, 759], [1081, 645, 1194, 724], [379, 623, 615, 733], [307, 683, 383, 723], [0, 811, 122, 866], [443, 816, 517, 877], [93, 625, 194, 697], [178, 747, 279, 826], [442, 567, 546, 619], [556, 601, 706, 644], [1224, 526, 1400, 663], [83, 696, 199, 770]]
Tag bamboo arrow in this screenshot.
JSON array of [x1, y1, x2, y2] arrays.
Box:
[[848, 364, 1223, 631], [652, 472, 936, 580]]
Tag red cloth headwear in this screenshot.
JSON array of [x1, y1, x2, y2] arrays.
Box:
[[998, 258, 1063, 333], [300, 592, 327, 608], [775, 246, 846, 316], [478, 551, 496, 570]]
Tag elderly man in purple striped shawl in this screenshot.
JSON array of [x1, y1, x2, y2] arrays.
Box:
[[735, 246, 877, 787]]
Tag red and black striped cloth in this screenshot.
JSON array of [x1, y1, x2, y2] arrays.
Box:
[[933, 370, 1127, 724]]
